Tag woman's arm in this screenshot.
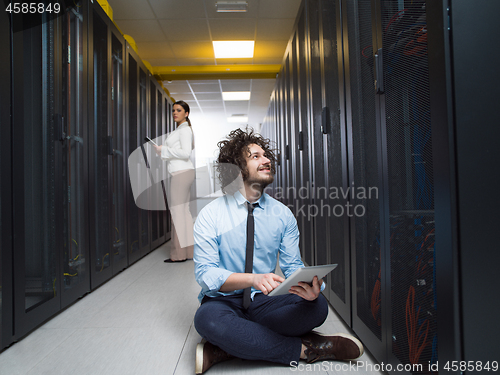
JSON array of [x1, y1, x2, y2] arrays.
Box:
[[159, 127, 193, 160]]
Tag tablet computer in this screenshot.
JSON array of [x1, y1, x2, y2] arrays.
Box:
[[268, 264, 338, 297], [144, 136, 158, 147]]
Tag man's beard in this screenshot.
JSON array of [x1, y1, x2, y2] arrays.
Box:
[[244, 171, 275, 192]]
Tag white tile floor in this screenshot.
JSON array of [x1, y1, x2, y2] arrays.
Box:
[[0, 241, 385, 375]]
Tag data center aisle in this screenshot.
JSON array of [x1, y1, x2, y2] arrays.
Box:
[[0, 242, 384, 375]]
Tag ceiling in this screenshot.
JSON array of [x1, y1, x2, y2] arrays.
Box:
[[106, 0, 302, 133]]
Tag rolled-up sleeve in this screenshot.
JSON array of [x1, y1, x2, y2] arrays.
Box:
[[278, 210, 304, 278], [278, 209, 325, 292], [194, 205, 233, 294], [161, 127, 192, 160]]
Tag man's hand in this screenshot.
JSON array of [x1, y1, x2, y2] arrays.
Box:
[[252, 273, 285, 295], [288, 276, 323, 301]]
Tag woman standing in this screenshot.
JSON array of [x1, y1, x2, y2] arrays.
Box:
[[154, 100, 195, 263]]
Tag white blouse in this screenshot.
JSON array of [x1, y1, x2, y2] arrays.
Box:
[[160, 122, 195, 173]]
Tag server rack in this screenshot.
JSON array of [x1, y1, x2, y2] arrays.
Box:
[[11, 7, 69, 339], [59, 0, 91, 308], [262, 0, 500, 372], [88, 1, 127, 288], [125, 42, 141, 265], [1, 0, 173, 351], [0, 6, 13, 350]]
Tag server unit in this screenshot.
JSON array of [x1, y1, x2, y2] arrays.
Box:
[[262, 0, 500, 373], [0, 0, 173, 350]]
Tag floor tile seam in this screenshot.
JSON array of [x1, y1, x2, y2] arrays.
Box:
[[172, 322, 195, 375], [85, 252, 163, 318], [22, 328, 79, 375]]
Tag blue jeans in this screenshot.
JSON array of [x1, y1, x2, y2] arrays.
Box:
[[194, 292, 328, 365]]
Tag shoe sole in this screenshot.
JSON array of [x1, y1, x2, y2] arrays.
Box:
[[332, 333, 364, 360], [195, 342, 205, 374]]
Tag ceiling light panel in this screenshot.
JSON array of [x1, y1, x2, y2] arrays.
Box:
[[222, 91, 251, 101], [216, 1, 248, 12], [228, 115, 249, 123], [213, 41, 254, 58]]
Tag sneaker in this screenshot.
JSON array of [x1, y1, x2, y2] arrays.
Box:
[[301, 331, 364, 363], [195, 340, 234, 374]]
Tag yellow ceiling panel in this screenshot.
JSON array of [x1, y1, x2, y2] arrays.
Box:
[[153, 64, 281, 80], [257, 18, 296, 40], [108, 0, 155, 19], [113, 20, 166, 42], [257, 0, 302, 18], [169, 41, 215, 59], [254, 40, 288, 58], [176, 58, 216, 66], [137, 42, 175, 59], [158, 19, 211, 41], [209, 19, 257, 40], [147, 0, 206, 18]]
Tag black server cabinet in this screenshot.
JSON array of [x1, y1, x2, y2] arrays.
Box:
[[4, 1, 90, 344], [125, 44, 141, 265], [125, 43, 152, 263], [88, 2, 129, 289], [427, 0, 500, 369], [59, 1, 91, 307], [344, 0, 387, 362], [149, 78, 159, 249], [138, 68, 151, 257], [110, 28, 128, 274], [0, 8, 13, 351], [345, 0, 440, 371], [317, 0, 351, 323], [11, 2, 92, 340], [164, 98, 172, 237], [157, 89, 166, 243]]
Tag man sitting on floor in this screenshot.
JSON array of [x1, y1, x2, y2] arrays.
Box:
[[193, 128, 363, 374]]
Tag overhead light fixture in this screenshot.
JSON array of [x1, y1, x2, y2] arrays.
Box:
[[213, 41, 254, 58], [216, 1, 248, 12], [223, 91, 251, 101], [228, 114, 248, 123]]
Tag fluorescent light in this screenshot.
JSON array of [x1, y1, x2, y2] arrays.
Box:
[[216, 1, 248, 12], [213, 41, 254, 59], [228, 115, 248, 123], [223, 91, 251, 101]]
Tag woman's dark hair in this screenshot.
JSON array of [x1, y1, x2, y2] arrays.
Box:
[[174, 100, 191, 127], [216, 127, 277, 193]]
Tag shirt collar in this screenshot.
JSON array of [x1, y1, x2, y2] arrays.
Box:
[[234, 190, 266, 209], [177, 121, 189, 129]]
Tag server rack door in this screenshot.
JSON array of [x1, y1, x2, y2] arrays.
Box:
[[278, 68, 288, 207], [60, 0, 91, 306], [318, 0, 351, 324], [12, 12, 62, 337], [148, 79, 160, 249], [306, 1, 327, 270], [126, 50, 141, 265], [275, 81, 284, 198], [110, 29, 128, 274], [89, 5, 113, 288], [0, 8, 13, 351], [377, 0, 438, 371], [164, 99, 172, 238], [157, 89, 166, 243], [296, 15, 314, 271], [343, 0, 387, 362], [139, 68, 151, 256]]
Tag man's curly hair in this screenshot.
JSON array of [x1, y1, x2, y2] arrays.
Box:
[[216, 127, 277, 193]]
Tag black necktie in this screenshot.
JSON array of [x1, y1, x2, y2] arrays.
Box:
[[243, 202, 257, 309]]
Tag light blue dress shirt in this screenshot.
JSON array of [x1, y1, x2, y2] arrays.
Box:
[[194, 191, 306, 303]]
